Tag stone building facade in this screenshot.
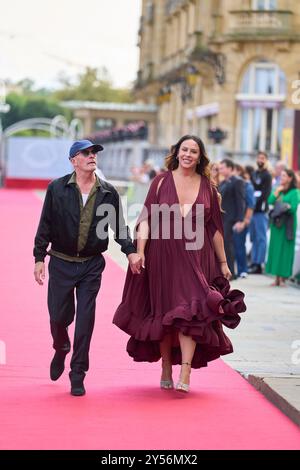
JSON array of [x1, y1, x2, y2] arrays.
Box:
[[135, 0, 300, 163]]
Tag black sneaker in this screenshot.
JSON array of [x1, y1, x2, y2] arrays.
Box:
[[50, 351, 67, 381], [70, 381, 86, 396], [249, 264, 262, 274]]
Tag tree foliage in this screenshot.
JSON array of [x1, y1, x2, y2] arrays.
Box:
[[1, 66, 133, 131], [2, 93, 70, 130], [54, 67, 133, 103]]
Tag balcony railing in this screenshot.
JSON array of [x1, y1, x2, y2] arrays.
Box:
[[159, 51, 186, 77], [228, 10, 293, 37]]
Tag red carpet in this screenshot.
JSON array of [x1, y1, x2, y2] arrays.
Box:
[[0, 188, 299, 450]]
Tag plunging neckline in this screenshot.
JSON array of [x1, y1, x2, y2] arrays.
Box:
[[171, 170, 202, 219]]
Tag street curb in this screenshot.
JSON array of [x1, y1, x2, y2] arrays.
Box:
[[247, 375, 300, 428]]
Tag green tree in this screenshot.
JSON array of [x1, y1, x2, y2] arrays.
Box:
[[5, 78, 52, 98], [2, 92, 70, 130], [16, 78, 35, 94], [1, 66, 133, 132], [54, 67, 133, 103]]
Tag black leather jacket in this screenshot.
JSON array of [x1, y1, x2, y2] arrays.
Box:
[[269, 201, 294, 240], [251, 169, 272, 213], [218, 175, 246, 223], [34, 173, 136, 262]]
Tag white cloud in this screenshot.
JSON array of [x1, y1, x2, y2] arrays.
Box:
[[0, 0, 141, 88]]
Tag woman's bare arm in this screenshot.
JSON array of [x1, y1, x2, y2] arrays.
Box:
[[136, 219, 149, 254], [212, 230, 231, 279]]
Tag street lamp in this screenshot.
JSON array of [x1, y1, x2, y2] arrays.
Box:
[[186, 65, 198, 86], [207, 127, 227, 144]]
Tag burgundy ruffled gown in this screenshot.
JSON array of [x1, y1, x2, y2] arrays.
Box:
[[113, 171, 246, 369]]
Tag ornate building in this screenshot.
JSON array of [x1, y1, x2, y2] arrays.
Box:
[[135, 0, 300, 163]]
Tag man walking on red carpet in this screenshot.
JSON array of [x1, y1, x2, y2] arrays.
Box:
[[33, 139, 142, 396]]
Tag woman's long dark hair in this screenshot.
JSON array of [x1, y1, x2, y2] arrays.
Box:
[[282, 169, 297, 192], [165, 135, 211, 179]]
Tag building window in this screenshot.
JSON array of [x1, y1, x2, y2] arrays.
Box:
[[145, 1, 154, 23], [95, 118, 115, 131], [252, 0, 277, 10], [237, 61, 286, 155]]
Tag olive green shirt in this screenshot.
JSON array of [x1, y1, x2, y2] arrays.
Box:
[[49, 172, 101, 262]]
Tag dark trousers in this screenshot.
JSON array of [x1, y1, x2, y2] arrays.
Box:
[[48, 255, 105, 382], [233, 227, 248, 276], [223, 217, 236, 277]]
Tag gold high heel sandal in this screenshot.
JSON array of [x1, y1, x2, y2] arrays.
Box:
[[175, 362, 191, 393]]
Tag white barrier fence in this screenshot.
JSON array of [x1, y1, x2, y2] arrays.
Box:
[[5, 137, 73, 182]]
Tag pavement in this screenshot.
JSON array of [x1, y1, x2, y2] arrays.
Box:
[[107, 231, 300, 428]]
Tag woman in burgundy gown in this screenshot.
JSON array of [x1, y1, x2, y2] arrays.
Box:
[[113, 135, 246, 393]]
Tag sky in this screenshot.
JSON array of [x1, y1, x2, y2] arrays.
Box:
[[0, 0, 141, 90]]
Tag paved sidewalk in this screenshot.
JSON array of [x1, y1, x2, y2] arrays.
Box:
[[224, 275, 300, 427], [108, 237, 300, 427]]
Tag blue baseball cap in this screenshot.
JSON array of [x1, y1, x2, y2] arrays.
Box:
[[69, 139, 104, 158]]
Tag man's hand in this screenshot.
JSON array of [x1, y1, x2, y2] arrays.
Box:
[[127, 253, 143, 274], [34, 261, 45, 285]]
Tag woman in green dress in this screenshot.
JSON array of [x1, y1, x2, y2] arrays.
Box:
[[266, 169, 300, 286]]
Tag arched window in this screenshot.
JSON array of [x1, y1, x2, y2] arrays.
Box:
[[252, 0, 277, 10], [236, 61, 286, 156]]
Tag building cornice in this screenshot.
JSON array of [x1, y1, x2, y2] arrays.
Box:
[[61, 101, 157, 113]]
